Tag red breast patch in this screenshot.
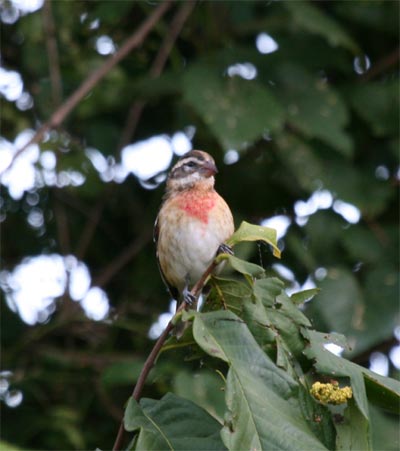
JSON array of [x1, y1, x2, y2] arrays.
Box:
[[176, 192, 217, 224]]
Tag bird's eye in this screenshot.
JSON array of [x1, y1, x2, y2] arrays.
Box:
[[185, 161, 196, 168]]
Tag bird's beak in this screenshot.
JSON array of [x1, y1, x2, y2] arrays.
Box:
[[200, 161, 218, 177]]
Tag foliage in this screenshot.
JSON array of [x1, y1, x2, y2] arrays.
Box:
[[1, 1, 399, 450], [124, 223, 399, 450]]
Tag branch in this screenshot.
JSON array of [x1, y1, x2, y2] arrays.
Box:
[[118, 0, 196, 149], [54, 197, 71, 255], [42, 0, 62, 108], [112, 256, 219, 451], [93, 231, 152, 288], [1, 1, 173, 175], [360, 47, 399, 82], [74, 186, 110, 260]]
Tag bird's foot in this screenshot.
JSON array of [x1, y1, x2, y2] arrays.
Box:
[[182, 286, 196, 306], [217, 243, 234, 256]]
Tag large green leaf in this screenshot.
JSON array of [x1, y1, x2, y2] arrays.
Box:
[[291, 288, 320, 305], [305, 267, 364, 335], [274, 64, 352, 156], [183, 63, 284, 151], [274, 134, 326, 193], [284, 1, 359, 53], [227, 220, 281, 258], [124, 393, 226, 451], [193, 310, 327, 451], [346, 81, 398, 137], [217, 254, 266, 278], [335, 399, 370, 451]]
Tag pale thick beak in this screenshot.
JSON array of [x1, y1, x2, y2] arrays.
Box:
[[200, 161, 218, 177]]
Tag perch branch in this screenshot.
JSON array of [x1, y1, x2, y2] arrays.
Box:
[[1, 1, 172, 175], [112, 256, 218, 451]]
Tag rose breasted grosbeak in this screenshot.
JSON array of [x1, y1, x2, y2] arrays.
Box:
[[154, 150, 234, 307]]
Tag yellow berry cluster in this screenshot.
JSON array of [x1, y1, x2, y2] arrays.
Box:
[[310, 381, 353, 405]]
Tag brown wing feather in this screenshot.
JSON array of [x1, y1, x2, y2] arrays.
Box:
[[153, 215, 180, 302]]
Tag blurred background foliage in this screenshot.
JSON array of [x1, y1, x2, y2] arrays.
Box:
[[0, 0, 399, 449]]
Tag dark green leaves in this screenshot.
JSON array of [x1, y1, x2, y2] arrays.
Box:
[[193, 311, 327, 451], [284, 1, 359, 53], [124, 393, 225, 451], [183, 63, 284, 151]]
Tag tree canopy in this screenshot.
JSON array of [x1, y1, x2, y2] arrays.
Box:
[[1, 1, 399, 450]]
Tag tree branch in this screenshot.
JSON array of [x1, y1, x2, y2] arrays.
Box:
[[112, 256, 219, 451], [360, 47, 399, 82], [118, 0, 196, 149], [93, 231, 152, 288], [1, 1, 173, 175], [42, 0, 63, 108]]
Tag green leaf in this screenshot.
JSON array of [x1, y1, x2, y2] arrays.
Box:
[[346, 81, 398, 137], [227, 220, 281, 258], [305, 267, 364, 336], [218, 254, 266, 278], [335, 399, 370, 451], [284, 1, 359, 53], [172, 369, 226, 423], [291, 288, 321, 305], [302, 329, 400, 416], [193, 310, 328, 451], [207, 276, 252, 313], [124, 393, 225, 451], [363, 372, 400, 414], [345, 266, 399, 358], [275, 134, 326, 192], [370, 404, 400, 451], [183, 63, 285, 151], [275, 64, 352, 156], [253, 277, 285, 307]]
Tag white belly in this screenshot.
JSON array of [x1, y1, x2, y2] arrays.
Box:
[[158, 208, 233, 294]]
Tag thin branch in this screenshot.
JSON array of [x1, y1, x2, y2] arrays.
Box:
[[360, 47, 399, 82], [74, 188, 110, 260], [150, 0, 196, 79], [42, 0, 62, 108], [54, 197, 71, 255], [1, 1, 173, 175], [112, 256, 219, 451], [93, 231, 152, 288], [118, 0, 196, 149]]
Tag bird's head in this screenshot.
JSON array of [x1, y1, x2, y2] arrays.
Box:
[[166, 150, 218, 193]]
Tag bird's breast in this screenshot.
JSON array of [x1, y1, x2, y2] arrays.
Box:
[[175, 191, 217, 224]]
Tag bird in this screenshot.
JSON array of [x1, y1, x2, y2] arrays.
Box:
[[154, 150, 234, 308]]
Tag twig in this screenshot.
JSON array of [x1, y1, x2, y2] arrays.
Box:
[[42, 0, 62, 107], [118, 0, 196, 149], [112, 256, 218, 451], [93, 231, 152, 288], [54, 197, 71, 255], [74, 188, 109, 260], [1, 1, 173, 175], [360, 47, 399, 82]]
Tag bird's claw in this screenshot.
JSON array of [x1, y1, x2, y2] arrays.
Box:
[[217, 243, 234, 256], [183, 286, 196, 306]]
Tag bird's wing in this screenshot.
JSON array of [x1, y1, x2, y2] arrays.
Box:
[[153, 215, 180, 302]]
